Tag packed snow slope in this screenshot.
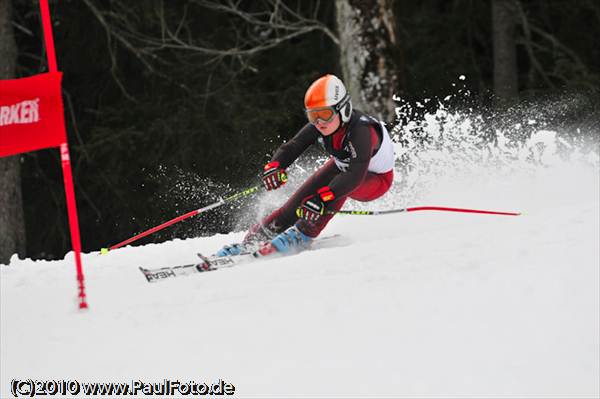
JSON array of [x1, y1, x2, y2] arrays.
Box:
[[2, 115, 599, 397]]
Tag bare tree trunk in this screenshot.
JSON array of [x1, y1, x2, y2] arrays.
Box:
[[0, 0, 26, 264], [335, 0, 405, 124], [492, 0, 519, 105]]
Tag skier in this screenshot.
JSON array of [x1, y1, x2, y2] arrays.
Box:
[[218, 74, 396, 256]]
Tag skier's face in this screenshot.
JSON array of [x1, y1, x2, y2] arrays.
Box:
[[314, 113, 341, 136]]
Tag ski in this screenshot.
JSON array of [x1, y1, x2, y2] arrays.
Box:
[[139, 234, 343, 283], [139, 245, 278, 283]]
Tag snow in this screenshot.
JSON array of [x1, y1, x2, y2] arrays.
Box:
[[2, 127, 599, 397]]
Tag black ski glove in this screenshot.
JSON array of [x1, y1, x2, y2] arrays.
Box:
[[296, 186, 335, 223], [262, 161, 287, 191]]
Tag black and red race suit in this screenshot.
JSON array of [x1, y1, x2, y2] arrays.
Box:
[[246, 110, 395, 240]]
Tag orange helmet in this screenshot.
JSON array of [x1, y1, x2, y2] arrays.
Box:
[[304, 74, 353, 123]]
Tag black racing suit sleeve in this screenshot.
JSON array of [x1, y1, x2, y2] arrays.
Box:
[[327, 124, 374, 201], [271, 123, 320, 169]]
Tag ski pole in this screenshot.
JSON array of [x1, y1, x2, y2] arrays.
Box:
[[330, 206, 521, 216], [101, 185, 262, 253]]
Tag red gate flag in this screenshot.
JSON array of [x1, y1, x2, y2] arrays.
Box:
[[0, 0, 88, 309], [0, 72, 67, 156]]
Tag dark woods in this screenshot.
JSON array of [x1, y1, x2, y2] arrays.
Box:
[[2, 0, 599, 261]]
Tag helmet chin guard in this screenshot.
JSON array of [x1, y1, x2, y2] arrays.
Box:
[[337, 94, 353, 123]]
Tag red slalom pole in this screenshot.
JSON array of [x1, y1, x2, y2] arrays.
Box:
[[40, 0, 88, 309], [102, 185, 262, 253], [106, 209, 201, 252], [332, 206, 521, 216], [407, 206, 520, 216], [60, 144, 88, 309], [39, 0, 58, 72]]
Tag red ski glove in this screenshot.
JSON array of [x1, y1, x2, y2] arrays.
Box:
[[296, 186, 335, 223], [262, 161, 288, 191]]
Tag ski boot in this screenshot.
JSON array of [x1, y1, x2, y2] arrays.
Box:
[[216, 223, 278, 257], [215, 243, 250, 257], [270, 225, 313, 254]]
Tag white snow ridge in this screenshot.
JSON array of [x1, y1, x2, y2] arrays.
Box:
[[2, 120, 599, 397]]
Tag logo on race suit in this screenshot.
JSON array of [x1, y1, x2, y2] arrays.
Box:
[[347, 142, 357, 158], [0, 98, 40, 127]]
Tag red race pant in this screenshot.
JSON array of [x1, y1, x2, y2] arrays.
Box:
[[246, 158, 393, 240]]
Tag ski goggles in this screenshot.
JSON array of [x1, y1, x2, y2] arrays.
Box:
[[305, 107, 337, 124]]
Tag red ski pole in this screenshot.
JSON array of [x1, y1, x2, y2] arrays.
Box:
[[331, 206, 521, 216], [101, 185, 262, 253]]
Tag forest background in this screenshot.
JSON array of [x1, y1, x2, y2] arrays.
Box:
[[1, 0, 598, 262]]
